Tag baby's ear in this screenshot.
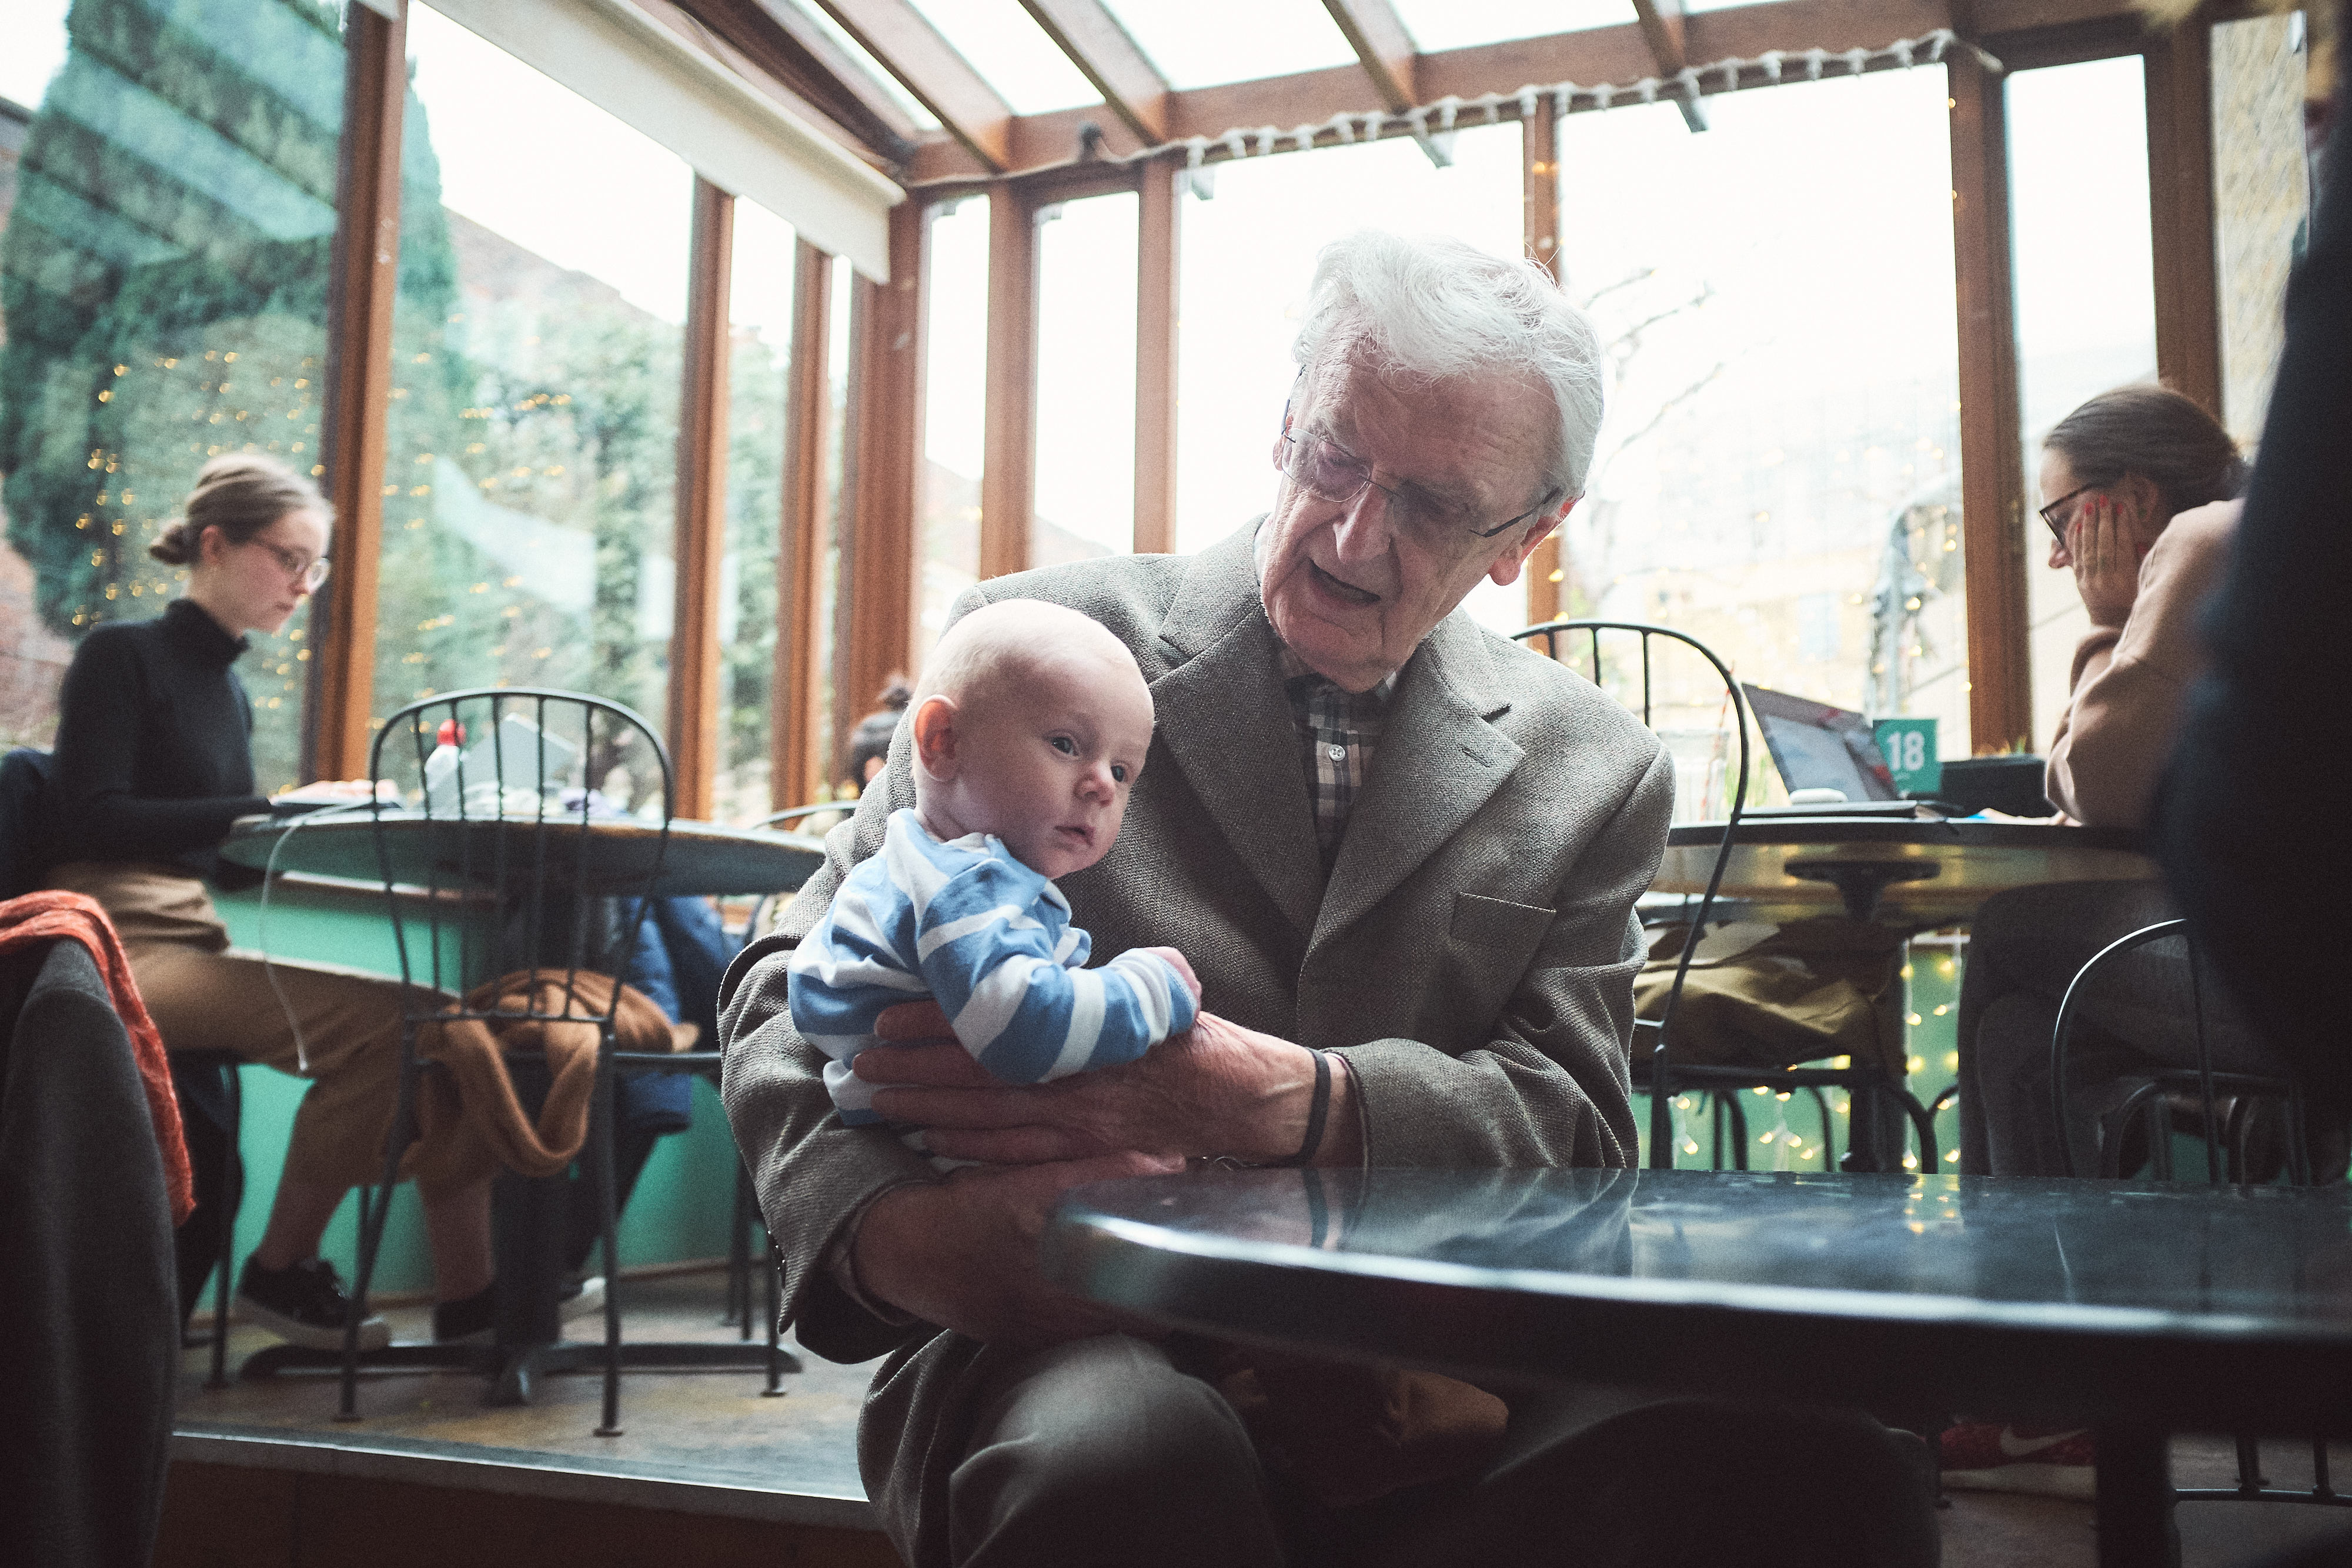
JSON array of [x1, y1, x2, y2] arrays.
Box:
[[911, 694, 960, 780]]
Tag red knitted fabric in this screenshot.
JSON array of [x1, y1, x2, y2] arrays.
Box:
[[0, 891, 194, 1224]]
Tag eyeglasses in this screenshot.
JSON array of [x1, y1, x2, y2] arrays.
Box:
[[1275, 429, 1558, 551], [2037, 484, 2096, 541], [242, 536, 331, 591]]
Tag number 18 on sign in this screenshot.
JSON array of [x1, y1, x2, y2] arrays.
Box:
[[1873, 718, 1939, 795]]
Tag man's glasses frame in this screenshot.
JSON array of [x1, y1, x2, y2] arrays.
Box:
[[1275, 427, 1558, 546]]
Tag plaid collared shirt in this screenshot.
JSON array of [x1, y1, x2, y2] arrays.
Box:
[[1279, 646, 1396, 868]]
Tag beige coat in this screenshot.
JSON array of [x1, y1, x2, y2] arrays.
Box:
[[2046, 499, 2239, 828], [719, 523, 1673, 1565]]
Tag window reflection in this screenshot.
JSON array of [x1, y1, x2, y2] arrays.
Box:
[[2211, 11, 2311, 443], [1555, 69, 1968, 775], [1034, 192, 1138, 565], [2007, 56, 2157, 753], [370, 7, 687, 813], [920, 196, 987, 651], [0, 0, 345, 790], [716, 199, 797, 824]]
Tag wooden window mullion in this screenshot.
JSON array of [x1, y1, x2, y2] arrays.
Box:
[[309, 0, 406, 781]]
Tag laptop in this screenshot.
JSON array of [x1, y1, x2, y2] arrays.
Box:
[[1740, 685, 1921, 815]]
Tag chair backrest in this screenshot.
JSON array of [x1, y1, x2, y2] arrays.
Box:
[[1509, 620, 1752, 1168], [368, 688, 673, 1031], [2052, 917, 2311, 1183]]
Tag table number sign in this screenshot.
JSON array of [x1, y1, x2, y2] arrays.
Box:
[[1873, 717, 1940, 795]]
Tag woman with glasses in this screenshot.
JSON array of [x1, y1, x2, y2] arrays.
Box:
[[1953, 386, 2291, 1172], [2035, 383, 2247, 827], [42, 453, 503, 1352]]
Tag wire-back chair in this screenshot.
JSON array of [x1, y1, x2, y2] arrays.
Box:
[[2052, 917, 2346, 1513], [339, 688, 785, 1432], [1512, 619, 1936, 1173]]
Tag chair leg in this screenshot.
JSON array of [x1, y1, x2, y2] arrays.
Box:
[[209, 1060, 242, 1390], [1725, 1095, 1751, 1172], [1804, 1086, 1836, 1171], [763, 1236, 786, 1397], [594, 1044, 623, 1438], [2234, 1434, 2267, 1496], [2147, 1096, 2174, 1181], [728, 1158, 753, 1336], [342, 1045, 419, 1422]]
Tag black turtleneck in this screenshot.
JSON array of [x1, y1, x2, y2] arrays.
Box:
[[48, 597, 271, 882]]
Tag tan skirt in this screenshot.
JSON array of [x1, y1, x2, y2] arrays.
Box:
[[48, 860, 440, 1192]]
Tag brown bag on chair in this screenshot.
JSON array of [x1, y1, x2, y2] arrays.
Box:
[[1633, 917, 1908, 1079], [406, 969, 687, 1188]]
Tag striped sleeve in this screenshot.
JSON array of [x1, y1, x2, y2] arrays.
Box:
[[913, 855, 1198, 1084]]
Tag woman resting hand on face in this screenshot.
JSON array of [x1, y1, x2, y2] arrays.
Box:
[[1953, 383, 2276, 1184], [2034, 383, 2247, 829]]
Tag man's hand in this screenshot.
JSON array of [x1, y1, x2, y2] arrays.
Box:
[[2067, 494, 2151, 628], [853, 1152, 1185, 1346], [858, 1002, 1357, 1167]]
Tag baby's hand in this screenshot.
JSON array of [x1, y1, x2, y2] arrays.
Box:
[[1137, 945, 1201, 1002]]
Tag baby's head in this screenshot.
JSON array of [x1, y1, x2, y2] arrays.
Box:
[[909, 600, 1155, 880]]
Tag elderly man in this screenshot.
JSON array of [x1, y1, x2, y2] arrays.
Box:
[[721, 231, 1935, 1568]]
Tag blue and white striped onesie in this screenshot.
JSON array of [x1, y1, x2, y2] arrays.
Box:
[[788, 810, 1197, 1146]]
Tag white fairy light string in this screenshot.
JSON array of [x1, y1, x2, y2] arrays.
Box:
[[907, 28, 2002, 190]]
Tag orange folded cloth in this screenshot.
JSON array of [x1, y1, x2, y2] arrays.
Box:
[[407, 969, 687, 1189], [0, 891, 193, 1224]]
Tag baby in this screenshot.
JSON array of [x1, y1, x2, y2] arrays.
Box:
[[787, 599, 1200, 1161]]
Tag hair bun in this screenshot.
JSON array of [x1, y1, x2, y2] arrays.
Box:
[[146, 518, 198, 566]]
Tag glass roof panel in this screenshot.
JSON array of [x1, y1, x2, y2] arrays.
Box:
[[1102, 0, 1358, 91], [906, 0, 1102, 115], [1389, 0, 1635, 54], [773, 0, 938, 131]]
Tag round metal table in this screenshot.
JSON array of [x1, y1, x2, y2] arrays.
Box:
[[1650, 815, 2156, 927], [1047, 1166, 2352, 1567], [222, 809, 826, 898]]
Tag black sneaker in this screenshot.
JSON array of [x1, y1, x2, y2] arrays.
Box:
[[235, 1256, 390, 1352], [432, 1276, 607, 1343]]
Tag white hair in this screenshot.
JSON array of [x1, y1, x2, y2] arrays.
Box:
[[1291, 231, 1605, 499]]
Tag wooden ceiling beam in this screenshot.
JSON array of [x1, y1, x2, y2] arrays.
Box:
[[665, 0, 920, 163], [1321, 0, 1418, 112], [899, 0, 2186, 186], [1631, 0, 1712, 131], [819, 0, 1015, 173], [1019, 0, 1171, 143]]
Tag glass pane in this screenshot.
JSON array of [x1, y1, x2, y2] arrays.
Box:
[[0, 0, 346, 790], [1553, 68, 1967, 775], [716, 199, 797, 824], [1173, 122, 1524, 637], [770, 0, 940, 132], [2007, 56, 2157, 754], [1389, 0, 1631, 51], [372, 6, 689, 813], [816, 254, 854, 795], [1034, 192, 1137, 565], [921, 196, 987, 651], [2211, 11, 2312, 444], [905, 0, 1099, 115], [1102, 0, 1357, 91]]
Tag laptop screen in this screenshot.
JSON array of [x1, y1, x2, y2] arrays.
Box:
[[1742, 685, 1899, 802]]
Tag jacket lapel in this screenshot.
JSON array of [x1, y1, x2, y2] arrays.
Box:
[[1148, 529, 1326, 939], [1311, 610, 1522, 954]]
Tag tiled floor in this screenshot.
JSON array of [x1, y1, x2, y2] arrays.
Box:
[[175, 1267, 2352, 1566]]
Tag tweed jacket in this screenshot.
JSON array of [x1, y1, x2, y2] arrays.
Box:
[[719, 523, 1672, 1563]]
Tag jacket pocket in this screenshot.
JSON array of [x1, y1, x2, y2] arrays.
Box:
[[1449, 892, 1554, 951]]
